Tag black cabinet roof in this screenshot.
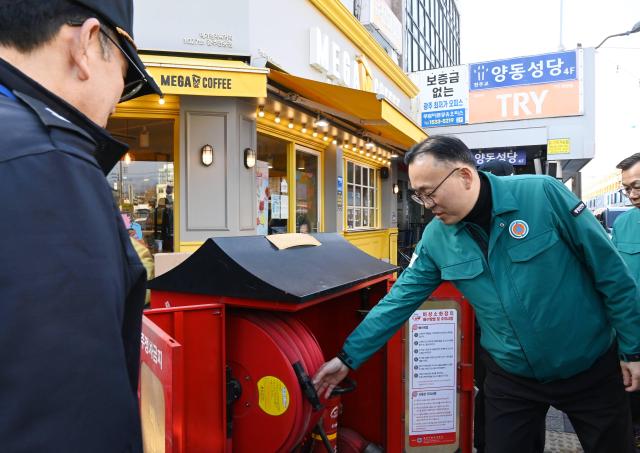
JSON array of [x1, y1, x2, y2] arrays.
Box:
[[148, 233, 398, 303]]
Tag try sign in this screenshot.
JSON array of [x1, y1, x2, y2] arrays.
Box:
[[469, 80, 581, 123]]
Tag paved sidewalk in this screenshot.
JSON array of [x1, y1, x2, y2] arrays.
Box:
[[544, 407, 583, 452]]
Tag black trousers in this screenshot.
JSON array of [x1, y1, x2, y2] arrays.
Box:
[[483, 344, 634, 453], [473, 329, 544, 452]]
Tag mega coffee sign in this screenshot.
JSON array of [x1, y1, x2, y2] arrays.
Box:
[[144, 65, 267, 98], [159, 74, 232, 90]]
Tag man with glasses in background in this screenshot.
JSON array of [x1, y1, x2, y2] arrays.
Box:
[[315, 135, 640, 453], [0, 1, 161, 451], [612, 152, 640, 449]]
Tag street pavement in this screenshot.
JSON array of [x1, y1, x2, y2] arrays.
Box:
[[544, 407, 582, 453]]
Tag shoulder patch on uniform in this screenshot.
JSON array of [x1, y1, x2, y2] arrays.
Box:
[[571, 201, 586, 217]]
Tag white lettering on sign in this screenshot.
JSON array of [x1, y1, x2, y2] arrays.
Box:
[[182, 32, 233, 49], [310, 27, 330, 72], [141, 332, 163, 370], [496, 89, 549, 118], [308, 27, 400, 106], [342, 50, 352, 86]]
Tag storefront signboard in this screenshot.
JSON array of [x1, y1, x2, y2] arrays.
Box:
[[474, 150, 527, 166], [145, 65, 267, 98], [309, 27, 401, 106], [360, 0, 403, 52], [468, 80, 580, 124], [413, 65, 469, 128], [408, 309, 457, 447], [470, 50, 578, 91]]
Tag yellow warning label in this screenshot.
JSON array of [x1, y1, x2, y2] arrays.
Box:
[[257, 376, 290, 416]]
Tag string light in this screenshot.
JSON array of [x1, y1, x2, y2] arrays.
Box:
[[315, 115, 329, 127]]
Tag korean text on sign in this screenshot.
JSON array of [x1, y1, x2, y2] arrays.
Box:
[[475, 150, 527, 166], [414, 64, 469, 128], [470, 50, 578, 90]]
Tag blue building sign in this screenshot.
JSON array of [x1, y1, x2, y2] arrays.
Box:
[[470, 50, 577, 91], [474, 150, 527, 166], [422, 108, 466, 128]]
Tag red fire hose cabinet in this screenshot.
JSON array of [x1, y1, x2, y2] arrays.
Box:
[[141, 234, 474, 453]]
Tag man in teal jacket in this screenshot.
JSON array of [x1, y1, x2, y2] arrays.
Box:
[[314, 136, 640, 453], [612, 152, 640, 447], [612, 153, 640, 282]]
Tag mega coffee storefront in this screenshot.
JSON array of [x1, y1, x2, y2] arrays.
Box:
[[107, 56, 268, 255], [118, 0, 425, 265]]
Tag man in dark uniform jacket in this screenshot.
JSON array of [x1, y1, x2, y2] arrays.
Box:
[[0, 1, 161, 452]]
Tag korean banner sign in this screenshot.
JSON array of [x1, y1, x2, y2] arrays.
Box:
[[412, 65, 469, 128], [470, 50, 577, 90]]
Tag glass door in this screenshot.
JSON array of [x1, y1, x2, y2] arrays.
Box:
[[257, 133, 289, 234], [295, 147, 321, 233]]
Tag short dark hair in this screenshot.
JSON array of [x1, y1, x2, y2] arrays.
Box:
[[0, 0, 102, 52], [616, 153, 640, 171], [404, 135, 476, 167]]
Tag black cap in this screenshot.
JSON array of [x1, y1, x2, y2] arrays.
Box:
[[478, 160, 515, 176], [71, 0, 162, 102]]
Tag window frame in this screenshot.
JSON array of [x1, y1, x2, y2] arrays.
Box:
[[345, 159, 380, 231]]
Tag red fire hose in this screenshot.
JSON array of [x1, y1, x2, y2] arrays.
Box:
[[227, 312, 325, 453]]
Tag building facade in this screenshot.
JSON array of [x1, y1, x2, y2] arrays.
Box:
[[112, 0, 432, 264], [405, 0, 460, 72]]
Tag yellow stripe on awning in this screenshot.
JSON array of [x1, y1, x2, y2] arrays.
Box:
[[269, 70, 426, 148], [141, 54, 268, 98]]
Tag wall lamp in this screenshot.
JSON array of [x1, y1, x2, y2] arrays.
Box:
[[244, 147, 257, 169], [200, 144, 214, 167], [393, 183, 399, 194]]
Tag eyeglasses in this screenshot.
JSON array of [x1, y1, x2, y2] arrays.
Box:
[[621, 181, 640, 197], [67, 21, 148, 102], [411, 167, 460, 208]]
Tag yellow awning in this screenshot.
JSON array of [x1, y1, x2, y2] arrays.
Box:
[[141, 55, 268, 98], [269, 70, 426, 148]]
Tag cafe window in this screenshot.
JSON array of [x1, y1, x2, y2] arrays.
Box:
[[346, 161, 378, 230], [257, 133, 289, 234], [296, 147, 320, 233], [106, 118, 175, 253]]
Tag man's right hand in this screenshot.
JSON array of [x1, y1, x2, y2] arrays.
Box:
[[312, 357, 349, 399]]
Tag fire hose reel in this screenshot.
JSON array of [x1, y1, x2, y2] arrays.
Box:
[[227, 312, 325, 452], [227, 312, 375, 453]]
